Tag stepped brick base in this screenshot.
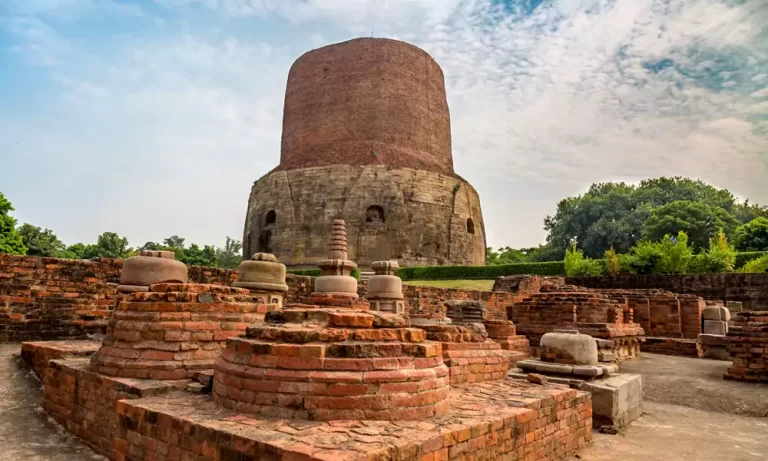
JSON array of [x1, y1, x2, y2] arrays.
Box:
[[90, 283, 275, 379], [41, 358, 187, 458], [116, 381, 592, 461], [214, 300, 452, 421], [21, 339, 100, 378], [419, 324, 513, 384]]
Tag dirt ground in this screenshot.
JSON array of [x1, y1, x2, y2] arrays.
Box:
[[0, 343, 104, 461], [0, 345, 766, 461], [570, 353, 768, 461]]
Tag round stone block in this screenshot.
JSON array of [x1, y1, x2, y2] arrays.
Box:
[[540, 331, 598, 366], [314, 275, 359, 298], [366, 274, 402, 300], [233, 253, 288, 292], [120, 251, 188, 287]]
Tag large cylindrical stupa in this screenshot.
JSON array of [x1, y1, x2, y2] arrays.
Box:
[[244, 38, 486, 268]]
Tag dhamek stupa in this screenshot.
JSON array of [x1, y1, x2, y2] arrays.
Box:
[[244, 38, 486, 268]]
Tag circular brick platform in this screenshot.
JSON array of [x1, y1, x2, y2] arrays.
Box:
[[90, 283, 274, 379], [213, 302, 450, 421]]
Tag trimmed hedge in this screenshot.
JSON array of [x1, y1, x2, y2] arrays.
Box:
[[736, 251, 768, 268], [288, 267, 361, 280], [395, 261, 566, 281]]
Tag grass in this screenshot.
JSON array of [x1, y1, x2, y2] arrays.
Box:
[[402, 279, 495, 291]]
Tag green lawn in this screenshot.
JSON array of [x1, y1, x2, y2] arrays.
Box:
[[402, 279, 495, 291]]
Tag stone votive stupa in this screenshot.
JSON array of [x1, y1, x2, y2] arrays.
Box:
[[117, 250, 187, 293], [366, 260, 405, 315], [213, 219, 450, 420], [233, 252, 289, 307], [313, 219, 359, 299]]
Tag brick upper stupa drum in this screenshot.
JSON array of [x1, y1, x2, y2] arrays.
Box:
[[244, 37, 486, 268]]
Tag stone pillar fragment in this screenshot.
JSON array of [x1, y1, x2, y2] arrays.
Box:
[[118, 250, 187, 293]]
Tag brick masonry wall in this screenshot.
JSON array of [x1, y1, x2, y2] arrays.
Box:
[[641, 337, 703, 358], [2, 255, 508, 342], [567, 274, 768, 311], [0, 254, 121, 342]]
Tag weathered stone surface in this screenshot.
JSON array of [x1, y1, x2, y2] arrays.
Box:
[[703, 319, 728, 336], [366, 260, 404, 314], [580, 373, 643, 429], [243, 38, 486, 268], [703, 306, 731, 321], [540, 331, 599, 365], [119, 250, 187, 288]]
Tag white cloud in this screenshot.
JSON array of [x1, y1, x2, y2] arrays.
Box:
[[2, 0, 766, 249]]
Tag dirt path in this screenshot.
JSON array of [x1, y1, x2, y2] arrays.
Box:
[[620, 353, 768, 417], [0, 343, 103, 461]]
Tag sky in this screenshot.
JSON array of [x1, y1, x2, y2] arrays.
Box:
[[1, 0, 766, 251]]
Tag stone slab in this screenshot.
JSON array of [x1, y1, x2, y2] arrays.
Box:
[[580, 373, 643, 429], [703, 320, 728, 336], [517, 359, 618, 378]]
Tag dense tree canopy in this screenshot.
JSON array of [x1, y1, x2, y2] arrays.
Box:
[[216, 237, 243, 269], [641, 200, 738, 251], [0, 193, 27, 255], [18, 224, 66, 257], [734, 217, 768, 252], [542, 177, 764, 258], [82, 232, 131, 259]]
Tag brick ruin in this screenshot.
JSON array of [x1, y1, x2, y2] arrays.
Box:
[[507, 285, 644, 362], [29, 220, 592, 460], [724, 311, 768, 382]]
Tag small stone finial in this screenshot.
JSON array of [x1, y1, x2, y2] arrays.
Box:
[[251, 253, 278, 262], [327, 219, 348, 260], [139, 250, 176, 259], [371, 260, 399, 276]]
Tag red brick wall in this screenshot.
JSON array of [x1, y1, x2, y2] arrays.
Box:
[[0, 255, 239, 342], [401, 285, 519, 321], [0, 255, 121, 342], [567, 274, 768, 311]]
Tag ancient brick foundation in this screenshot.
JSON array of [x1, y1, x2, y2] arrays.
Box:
[[42, 358, 186, 458], [508, 287, 644, 361], [116, 382, 591, 461], [641, 337, 703, 358], [567, 273, 768, 311], [21, 339, 100, 378], [90, 283, 273, 380], [725, 311, 768, 382]]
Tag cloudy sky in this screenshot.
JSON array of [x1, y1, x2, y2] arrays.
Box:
[[1, 0, 766, 251]]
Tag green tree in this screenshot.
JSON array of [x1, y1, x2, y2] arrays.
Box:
[[734, 217, 768, 251], [689, 232, 737, 273], [733, 199, 768, 224], [216, 237, 243, 269], [486, 246, 533, 265], [63, 243, 87, 259], [604, 247, 620, 275], [18, 224, 66, 257], [181, 243, 217, 266], [641, 200, 738, 251], [163, 235, 186, 249], [563, 243, 603, 276], [0, 192, 27, 255], [543, 177, 748, 258], [82, 232, 130, 259]]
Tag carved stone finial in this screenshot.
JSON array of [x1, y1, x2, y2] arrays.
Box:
[[327, 219, 348, 260]]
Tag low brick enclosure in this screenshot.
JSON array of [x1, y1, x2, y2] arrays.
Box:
[[725, 311, 768, 382], [567, 273, 768, 311], [117, 380, 591, 461]]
